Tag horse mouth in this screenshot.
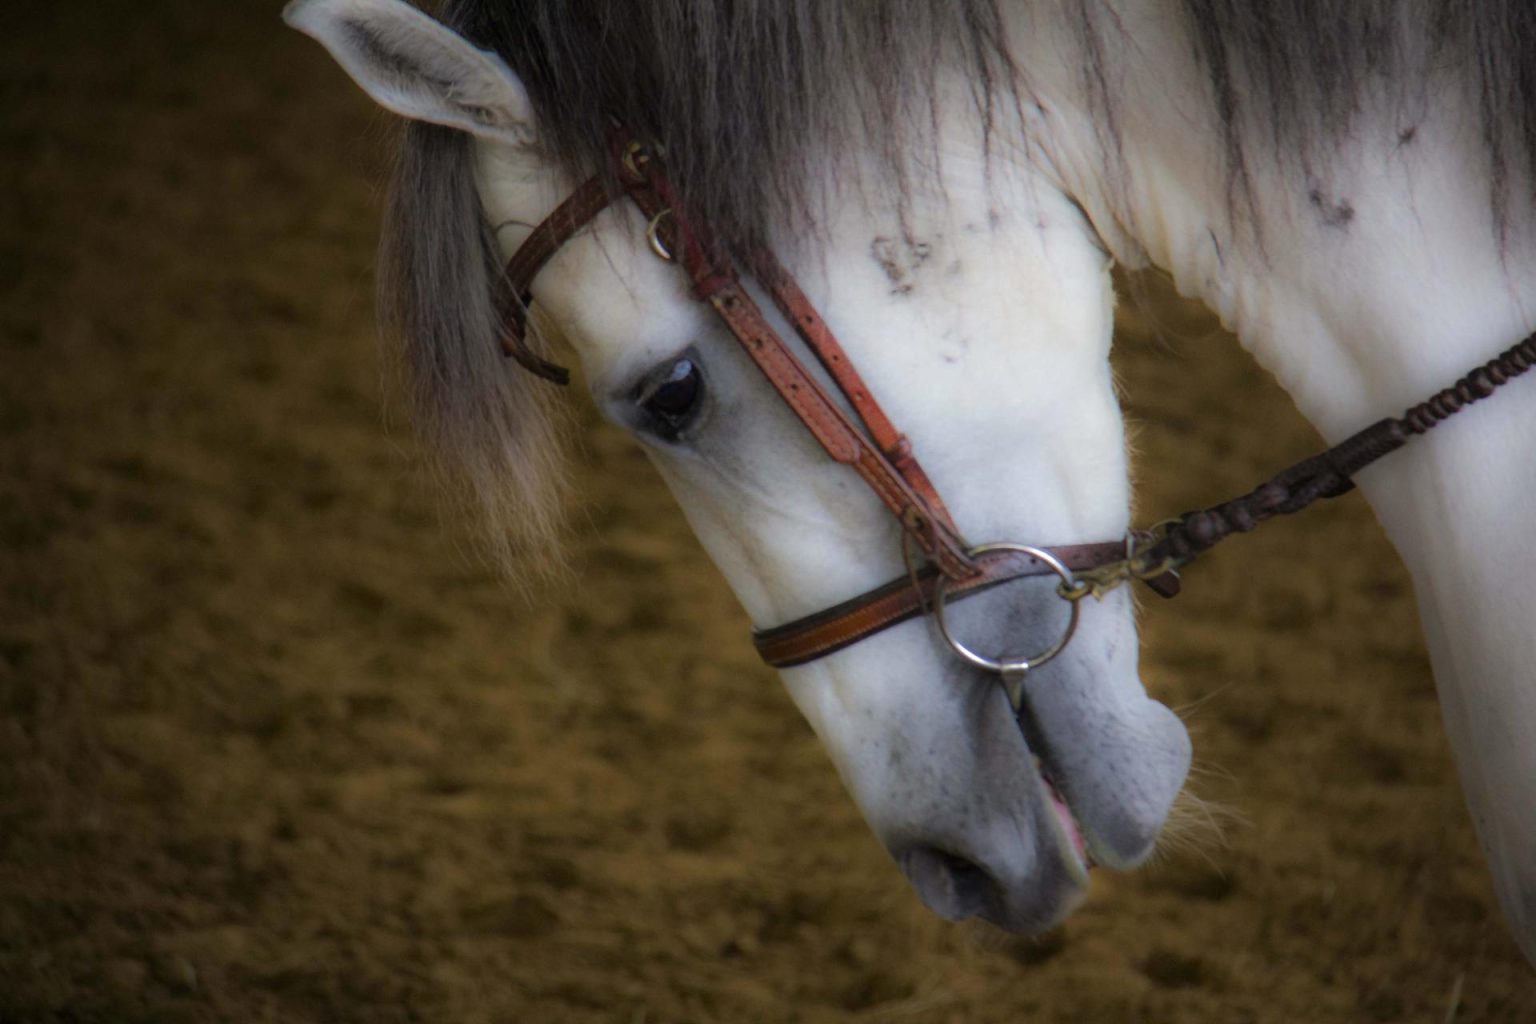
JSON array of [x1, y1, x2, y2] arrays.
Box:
[[1038, 757, 1094, 883], [897, 755, 1092, 931]]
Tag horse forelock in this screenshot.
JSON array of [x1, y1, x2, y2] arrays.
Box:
[[380, 120, 572, 585], [452, 0, 1022, 249]]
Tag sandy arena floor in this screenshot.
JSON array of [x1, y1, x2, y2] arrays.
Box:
[[2, 2, 1533, 1021]]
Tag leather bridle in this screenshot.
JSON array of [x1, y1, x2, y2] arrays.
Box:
[[492, 134, 1536, 697], [496, 137, 1162, 690]]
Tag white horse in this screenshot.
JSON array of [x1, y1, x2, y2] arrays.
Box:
[[286, 0, 1536, 956]]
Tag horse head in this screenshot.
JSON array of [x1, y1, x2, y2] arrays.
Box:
[[287, 0, 1191, 933]]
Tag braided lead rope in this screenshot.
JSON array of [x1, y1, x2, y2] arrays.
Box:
[[1156, 329, 1535, 564], [1062, 329, 1536, 601]]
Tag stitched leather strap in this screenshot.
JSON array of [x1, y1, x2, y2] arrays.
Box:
[[749, 248, 960, 529], [753, 541, 1136, 668], [617, 145, 980, 580], [495, 175, 614, 384]]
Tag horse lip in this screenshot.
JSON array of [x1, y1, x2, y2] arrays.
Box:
[[1035, 756, 1093, 886], [1017, 671, 1191, 870]]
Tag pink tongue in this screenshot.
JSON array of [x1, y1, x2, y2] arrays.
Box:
[[1043, 774, 1092, 868]]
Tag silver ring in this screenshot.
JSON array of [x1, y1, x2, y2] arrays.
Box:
[[645, 209, 675, 261], [932, 543, 1081, 674]]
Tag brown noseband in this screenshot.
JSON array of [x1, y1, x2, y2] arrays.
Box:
[[495, 133, 1536, 679]]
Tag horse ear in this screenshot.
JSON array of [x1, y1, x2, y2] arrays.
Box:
[[283, 0, 535, 145]]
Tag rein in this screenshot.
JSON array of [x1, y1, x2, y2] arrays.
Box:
[[1063, 334, 1536, 602], [494, 135, 1536, 696]]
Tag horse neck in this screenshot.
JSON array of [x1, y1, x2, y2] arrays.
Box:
[[1017, 4, 1536, 960]]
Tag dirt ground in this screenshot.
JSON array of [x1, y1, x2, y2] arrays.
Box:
[[2, 2, 1533, 1021]]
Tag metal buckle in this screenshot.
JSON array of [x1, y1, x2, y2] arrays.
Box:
[[619, 140, 650, 183], [932, 543, 1081, 709], [645, 208, 675, 261], [1056, 522, 1181, 602]]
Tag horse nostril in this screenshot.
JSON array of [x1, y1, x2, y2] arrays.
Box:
[[899, 846, 999, 922]]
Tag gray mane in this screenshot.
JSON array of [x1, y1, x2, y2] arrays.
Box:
[[1184, 1, 1536, 239], [456, 0, 1021, 249], [380, 0, 1536, 576]]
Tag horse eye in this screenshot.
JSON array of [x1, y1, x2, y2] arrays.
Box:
[[637, 356, 704, 439]]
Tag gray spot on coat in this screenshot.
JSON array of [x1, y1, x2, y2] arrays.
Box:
[[1308, 187, 1355, 229], [870, 234, 935, 296]]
